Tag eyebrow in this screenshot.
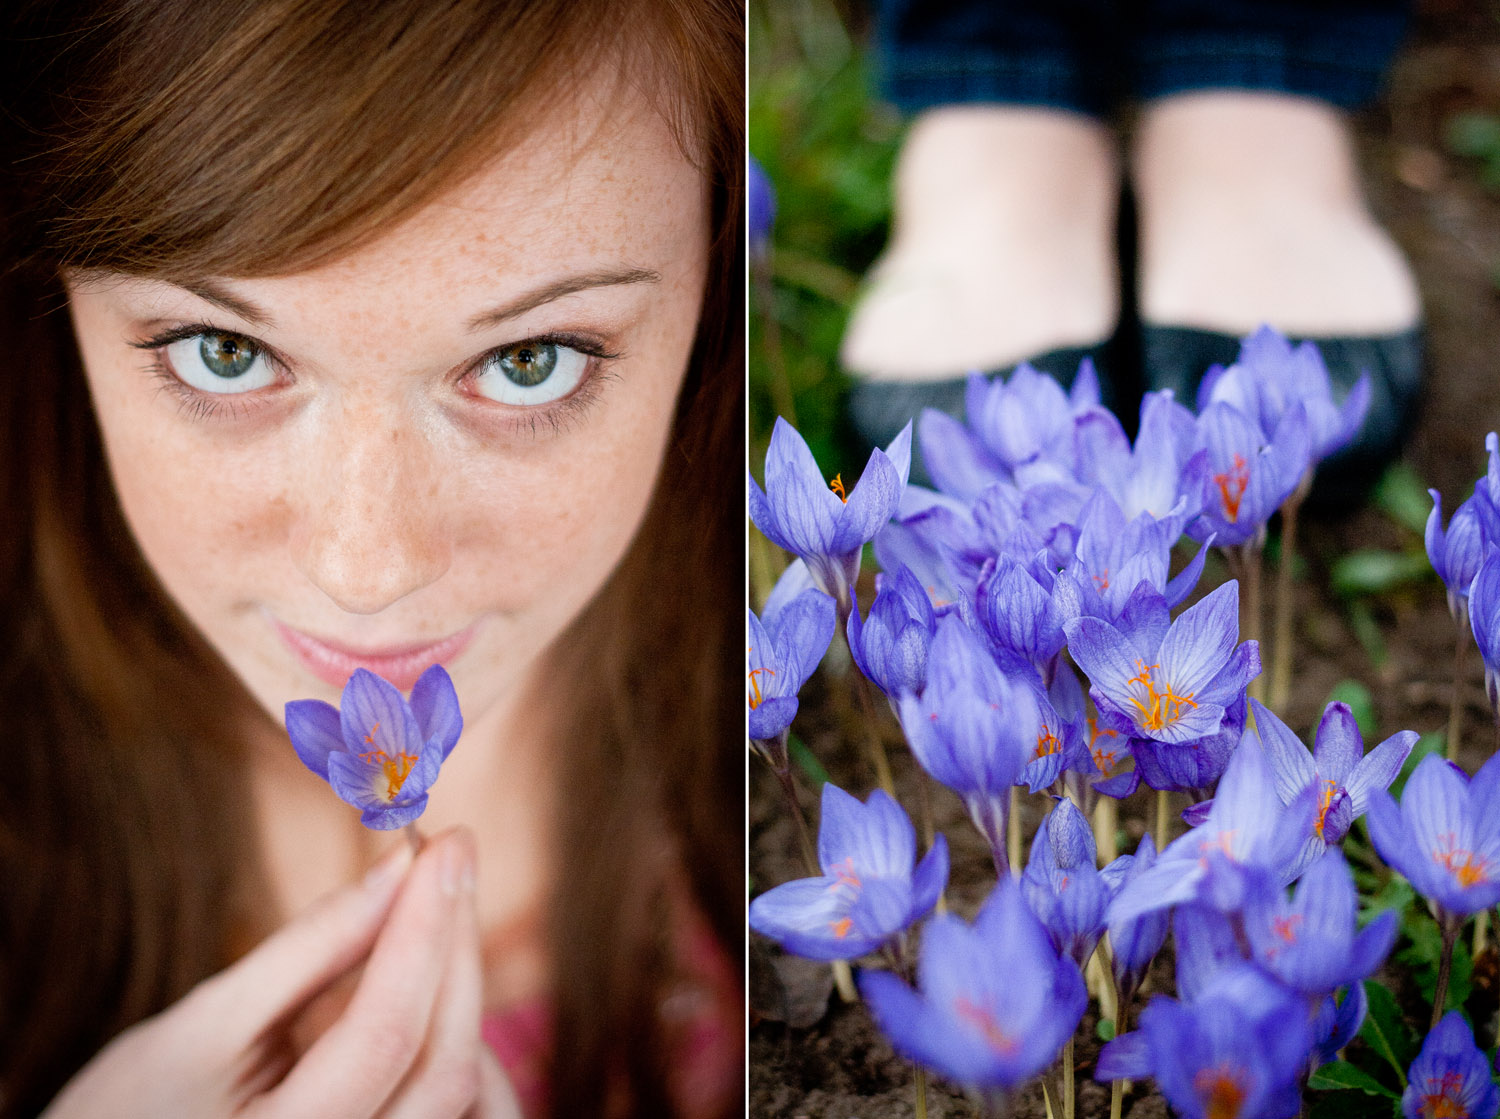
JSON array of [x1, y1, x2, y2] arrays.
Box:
[[173, 267, 662, 333], [465, 268, 661, 331]]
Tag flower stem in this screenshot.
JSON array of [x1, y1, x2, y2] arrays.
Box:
[[1269, 490, 1303, 710], [1008, 786, 1023, 877], [842, 627, 897, 797], [1110, 965, 1126, 1119], [1235, 544, 1265, 704], [1433, 917, 1461, 1030], [1475, 910, 1490, 959], [1155, 788, 1171, 848], [772, 765, 819, 878], [1062, 1034, 1075, 1119], [403, 823, 424, 854], [1093, 795, 1118, 865], [1449, 617, 1470, 762], [913, 1068, 929, 1119]]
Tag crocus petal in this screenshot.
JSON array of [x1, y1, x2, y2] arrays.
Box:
[[1154, 580, 1238, 698], [1250, 699, 1315, 805], [285, 698, 343, 780], [339, 668, 425, 764], [818, 785, 915, 880], [836, 448, 901, 553], [750, 878, 863, 960], [1343, 730, 1418, 814], [910, 836, 950, 918], [747, 469, 793, 553], [1096, 1031, 1153, 1081], [327, 751, 391, 811], [1064, 616, 1144, 702], [1310, 702, 1362, 785], [748, 695, 797, 742], [919, 407, 1007, 501], [409, 665, 462, 759], [361, 796, 429, 831], [763, 417, 840, 556], [1402, 756, 1472, 865], [1163, 537, 1212, 609]]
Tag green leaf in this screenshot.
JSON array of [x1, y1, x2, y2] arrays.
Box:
[[1096, 1018, 1116, 1042], [1308, 1061, 1401, 1098], [1447, 112, 1500, 160], [1346, 599, 1389, 669], [1325, 679, 1377, 740], [789, 735, 829, 788], [1331, 549, 1434, 598], [1360, 980, 1416, 1085], [1372, 463, 1436, 537]]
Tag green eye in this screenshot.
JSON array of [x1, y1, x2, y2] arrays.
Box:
[[474, 339, 588, 406], [198, 332, 259, 379], [495, 342, 557, 387], [163, 331, 275, 395]]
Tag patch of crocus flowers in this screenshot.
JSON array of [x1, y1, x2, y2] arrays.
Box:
[[749, 326, 1500, 1118]]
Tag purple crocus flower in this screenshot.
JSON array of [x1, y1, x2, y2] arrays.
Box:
[[286, 666, 461, 830], [1310, 984, 1367, 1070], [861, 877, 1087, 1092], [1060, 489, 1210, 629], [1241, 848, 1397, 996], [1427, 489, 1488, 623], [749, 417, 912, 612], [952, 363, 1104, 488], [1255, 699, 1416, 868], [1198, 326, 1370, 464], [1021, 798, 1112, 969], [1065, 580, 1260, 748], [847, 563, 937, 698], [748, 155, 775, 255], [1109, 736, 1318, 925], [1468, 550, 1500, 716], [1187, 399, 1310, 549], [899, 616, 1066, 866], [974, 556, 1068, 673], [747, 562, 837, 749], [1074, 389, 1208, 525], [1097, 964, 1311, 1119], [1402, 1012, 1499, 1119], [1100, 833, 1170, 1002], [1367, 751, 1500, 919], [749, 783, 948, 961]]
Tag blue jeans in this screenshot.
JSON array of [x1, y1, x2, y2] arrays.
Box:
[[876, 0, 1411, 116]]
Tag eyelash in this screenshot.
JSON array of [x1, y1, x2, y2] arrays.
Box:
[[127, 323, 623, 434]]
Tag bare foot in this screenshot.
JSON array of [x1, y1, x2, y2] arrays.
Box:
[[841, 106, 1119, 382], [1133, 91, 1420, 336]]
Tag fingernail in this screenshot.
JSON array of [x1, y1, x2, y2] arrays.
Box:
[[363, 843, 412, 896], [441, 836, 474, 897]]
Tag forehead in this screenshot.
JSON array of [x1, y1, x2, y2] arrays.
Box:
[[249, 80, 705, 313]]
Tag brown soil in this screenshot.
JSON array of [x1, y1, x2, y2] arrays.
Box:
[[750, 6, 1500, 1117]]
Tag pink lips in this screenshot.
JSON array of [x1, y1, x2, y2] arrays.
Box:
[[274, 619, 475, 692]]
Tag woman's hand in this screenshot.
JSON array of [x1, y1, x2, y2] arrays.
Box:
[[43, 829, 518, 1119]]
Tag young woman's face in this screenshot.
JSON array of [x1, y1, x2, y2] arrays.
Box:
[[67, 80, 709, 735]]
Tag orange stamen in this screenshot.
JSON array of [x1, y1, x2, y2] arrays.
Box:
[[1212, 454, 1250, 523], [829, 474, 847, 502], [1421, 1072, 1471, 1118], [830, 917, 853, 939], [1272, 915, 1302, 944], [1125, 661, 1198, 732], [1093, 569, 1111, 591], [1089, 718, 1122, 776]]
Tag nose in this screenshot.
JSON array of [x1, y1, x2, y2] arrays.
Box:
[[290, 399, 451, 615]]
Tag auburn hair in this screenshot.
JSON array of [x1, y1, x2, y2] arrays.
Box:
[[0, 2, 744, 1116]]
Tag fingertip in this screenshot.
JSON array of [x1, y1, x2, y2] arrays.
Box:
[[362, 838, 416, 900]]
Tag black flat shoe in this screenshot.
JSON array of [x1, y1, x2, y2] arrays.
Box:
[[844, 341, 1112, 488], [1141, 323, 1425, 508]]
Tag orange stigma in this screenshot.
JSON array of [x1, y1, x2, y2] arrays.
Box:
[[830, 917, 853, 939], [747, 665, 775, 709], [1034, 727, 1062, 760], [1092, 569, 1111, 591], [1194, 1065, 1249, 1119], [1272, 915, 1302, 944], [1125, 661, 1198, 732], [1435, 841, 1490, 889], [1089, 719, 1122, 775], [1313, 779, 1340, 840], [357, 746, 417, 801], [953, 997, 1020, 1055], [1212, 454, 1250, 522], [829, 473, 847, 502]]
